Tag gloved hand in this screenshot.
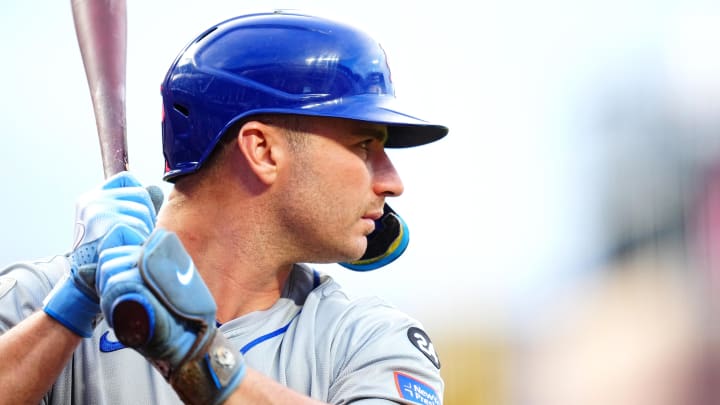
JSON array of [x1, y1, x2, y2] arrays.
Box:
[[96, 224, 245, 405], [43, 172, 158, 338]]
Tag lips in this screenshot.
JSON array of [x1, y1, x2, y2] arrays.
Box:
[[361, 208, 383, 235], [363, 209, 384, 221]]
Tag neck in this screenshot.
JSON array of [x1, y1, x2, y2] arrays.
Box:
[[156, 186, 293, 322]]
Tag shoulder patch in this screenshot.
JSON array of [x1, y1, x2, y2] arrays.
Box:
[[0, 276, 17, 299], [407, 327, 441, 369], [394, 371, 441, 405]]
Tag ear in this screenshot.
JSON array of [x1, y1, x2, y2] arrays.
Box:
[[236, 121, 283, 185]]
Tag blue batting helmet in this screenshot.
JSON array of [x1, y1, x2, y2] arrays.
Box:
[[161, 11, 448, 181]]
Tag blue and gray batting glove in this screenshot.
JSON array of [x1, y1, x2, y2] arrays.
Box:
[[96, 225, 245, 405], [43, 171, 159, 337]]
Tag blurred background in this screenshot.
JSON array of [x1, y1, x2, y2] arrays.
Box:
[[3, 1, 720, 403]]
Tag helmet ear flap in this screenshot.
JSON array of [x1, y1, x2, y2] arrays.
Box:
[[340, 204, 409, 271]]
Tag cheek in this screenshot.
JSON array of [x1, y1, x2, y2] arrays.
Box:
[[319, 148, 372, 189], [290, 142, 372, 212], [297, 158, 366, 224]]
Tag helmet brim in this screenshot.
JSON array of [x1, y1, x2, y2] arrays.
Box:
[[241, 94, 448, 148]]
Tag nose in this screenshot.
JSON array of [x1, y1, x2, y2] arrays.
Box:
[[372, 150, 404, 197]]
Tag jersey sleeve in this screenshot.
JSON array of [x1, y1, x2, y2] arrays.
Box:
[[325, 297, 444, 405], [0, 255, 70, 333]]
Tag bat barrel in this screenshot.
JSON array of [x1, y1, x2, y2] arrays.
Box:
[[71, 0, 128, 178]]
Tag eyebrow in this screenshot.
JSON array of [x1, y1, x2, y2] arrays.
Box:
[[351, 126, 389, 144]]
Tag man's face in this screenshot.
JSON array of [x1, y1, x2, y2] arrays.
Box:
[[277, 117, 404, 263]]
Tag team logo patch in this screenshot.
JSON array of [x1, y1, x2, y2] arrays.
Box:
[[407, 327, 441, 369], [0, 276, 16, 299], [394, 371, 440, 405]]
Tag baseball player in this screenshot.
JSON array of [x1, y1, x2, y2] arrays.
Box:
[[0, 11, 447, 404]]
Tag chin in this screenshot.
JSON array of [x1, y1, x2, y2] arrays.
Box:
[[305, 247, 365, 265], [334, 240, 368, 264], [351, 238, 369, 259], [307, 236, 367, 264]]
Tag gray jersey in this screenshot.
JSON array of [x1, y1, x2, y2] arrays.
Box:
[[0, 255, 443, 405]]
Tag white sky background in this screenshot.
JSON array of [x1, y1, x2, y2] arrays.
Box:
[[2, 0, 720, 335]]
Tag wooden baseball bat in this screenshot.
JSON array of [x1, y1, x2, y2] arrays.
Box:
[[70, 0, 154, 346], [71, 0, 128, 178]]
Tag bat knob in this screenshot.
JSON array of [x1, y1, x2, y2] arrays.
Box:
[[111, 293, 154, 348]]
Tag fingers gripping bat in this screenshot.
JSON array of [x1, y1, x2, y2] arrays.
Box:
[[71, 0, 128, 178]]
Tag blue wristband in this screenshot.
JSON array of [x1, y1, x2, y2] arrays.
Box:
[[43, 273, 100, 338]]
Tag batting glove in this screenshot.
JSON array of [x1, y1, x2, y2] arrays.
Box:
[[43, 171, 158, 337], [96, 225, 245, 405]]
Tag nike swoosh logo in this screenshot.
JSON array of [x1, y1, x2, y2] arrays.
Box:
[[99, 331, 126, 353], [177, 261, 194, 285], [72, 222, 85, 250]]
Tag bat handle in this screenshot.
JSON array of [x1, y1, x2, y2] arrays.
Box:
[[110, 293, 155, 348], [109, 186, 164, 347]]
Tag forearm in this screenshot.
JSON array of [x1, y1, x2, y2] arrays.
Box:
[[224, 368, 327, 405], [0, 311, 81, 404]]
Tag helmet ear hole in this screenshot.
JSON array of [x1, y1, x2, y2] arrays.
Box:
[[174, 104, 189, 117]]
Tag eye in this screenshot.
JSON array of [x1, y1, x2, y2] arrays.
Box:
[[352, 138, 373, 151], [352, 139, 374, 159], [359, 139, 373, 150]]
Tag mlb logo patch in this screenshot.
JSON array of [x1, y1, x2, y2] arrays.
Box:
[[394, 371, 440, 405]]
